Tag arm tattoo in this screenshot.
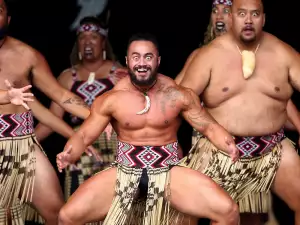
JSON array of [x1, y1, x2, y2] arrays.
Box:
[[63, 96, 89, 108], [159, 86, 182, 114], [183, 89, 216, 131]]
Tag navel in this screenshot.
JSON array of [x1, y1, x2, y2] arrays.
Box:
[[274, 87, 280, 92]]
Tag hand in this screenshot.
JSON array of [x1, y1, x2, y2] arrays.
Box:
[[225, 136, 239, 162], [5, 80, 34, 110], [85, 145, 102, 162], [104, 123, 113, 140], [113, 68, 129, 83], [56, 145, 73, 172]]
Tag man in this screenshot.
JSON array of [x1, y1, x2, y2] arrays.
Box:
[[56, 33, 240, 225], [0, 0, 90, 224], [176, 0, 233, 149], [174, 0, 300, 225]]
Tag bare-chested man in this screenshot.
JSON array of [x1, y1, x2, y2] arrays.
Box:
[[0, 0, 91, 224], [56, 33, 240, 225], [172, 0, 300, 225]]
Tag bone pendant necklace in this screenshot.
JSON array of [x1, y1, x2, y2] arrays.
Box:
[[236, 43, 260, 79], [132, 80, 157, 115]]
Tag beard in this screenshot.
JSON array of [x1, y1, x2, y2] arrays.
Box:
[[128, 65, 158, 87], [0, 23, 9, 40]]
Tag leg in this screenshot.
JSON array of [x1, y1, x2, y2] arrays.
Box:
[[168, 166, 239, 225], [58, 167, 116, 225], [271, 139, 300, 225], [30, 145, 65, 225]]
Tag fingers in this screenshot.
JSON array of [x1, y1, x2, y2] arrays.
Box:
[[21, 102, 30, 110], [4, 80, 12, 89], [21, 85, 32, 92], [22, 93, 34, 97], [22, 97, 34, 102]]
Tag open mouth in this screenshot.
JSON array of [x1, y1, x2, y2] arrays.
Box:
[[84, 46, 93, 56], [216, 22, 225, 31]]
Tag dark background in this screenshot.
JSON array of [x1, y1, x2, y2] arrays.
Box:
[[7, 0, 299, 224]]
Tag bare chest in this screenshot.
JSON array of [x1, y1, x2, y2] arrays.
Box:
[[0, 54, 31, 89], [113, 91, 182, 129], [203, 53, 292, 107]]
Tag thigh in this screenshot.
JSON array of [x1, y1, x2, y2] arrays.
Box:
[[271, 139, 300, 210], [62, 167, 117, 223], [31, 144, 64, 216], [168, 166, 236, 221]]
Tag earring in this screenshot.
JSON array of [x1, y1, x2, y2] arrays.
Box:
[[103, 50, 106, 60], [78, 52, 82, 61]]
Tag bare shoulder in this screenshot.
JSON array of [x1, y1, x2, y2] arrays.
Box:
[[57, 67, 74, 88], [6, 37, 42, 61], [264, 32, 299, 60], [92, 89, 122, 114]]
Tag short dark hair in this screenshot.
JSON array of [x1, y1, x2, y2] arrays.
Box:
[[127, 33, 160, 55], [79, 16, 107, 29]]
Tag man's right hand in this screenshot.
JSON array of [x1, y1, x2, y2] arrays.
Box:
[[224, 136, 239, 162], [56, 145, 73, 172]]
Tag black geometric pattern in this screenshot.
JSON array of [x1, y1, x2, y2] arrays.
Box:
[[0, 111, 34, 137], [235, 128, 285, 157], [116, 141, 179, 168]]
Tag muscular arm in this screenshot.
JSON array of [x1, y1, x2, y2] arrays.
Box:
[[31, 50, 90, 119], [180, 87, 238, 159], [29, 98, 74, 142], [179, 46, 212, 95], [175, 49, 199, 85], [63, 92, 113, 163]]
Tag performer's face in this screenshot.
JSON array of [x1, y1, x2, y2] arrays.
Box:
[[211, 4, 232, 37], [0, 0, 10, 40], [126, 40, 161, 86], [77, 26, 105, 61], [232, 0, 265, 43]]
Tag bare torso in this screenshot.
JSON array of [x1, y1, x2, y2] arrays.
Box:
[[0, 37, 35, 114], [109, 75, 183, 146], [202, 32, 293, 136]]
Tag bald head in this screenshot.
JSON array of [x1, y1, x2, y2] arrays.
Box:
[[231, 0, 265, 44], [232, 0, 264, 13]]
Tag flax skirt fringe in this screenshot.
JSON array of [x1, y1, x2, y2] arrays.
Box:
[[98, 163, 172, 225], [0, 134, 43, 225], [167, 137, 288, 224]]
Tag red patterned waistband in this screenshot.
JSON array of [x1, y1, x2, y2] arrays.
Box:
[[0, 111, 34, 138], [235, 128, 285, 157], [116, 141, 180, 169]]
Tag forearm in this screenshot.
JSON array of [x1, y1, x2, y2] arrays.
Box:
[[59, 91, 90, 119], [35, 124, 54, 142], [65, 130, 88, 163], [0, 90, 10, 104], [35, 122, 74, 142]]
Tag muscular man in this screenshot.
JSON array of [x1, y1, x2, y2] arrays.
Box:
[[56, 33, 240, 225], [173, 0, 300, 225], [0, 0, 90, 224]]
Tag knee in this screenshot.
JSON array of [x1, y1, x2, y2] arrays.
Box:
[[58, 207, 74, 225], [221, 200, 240, 225]]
